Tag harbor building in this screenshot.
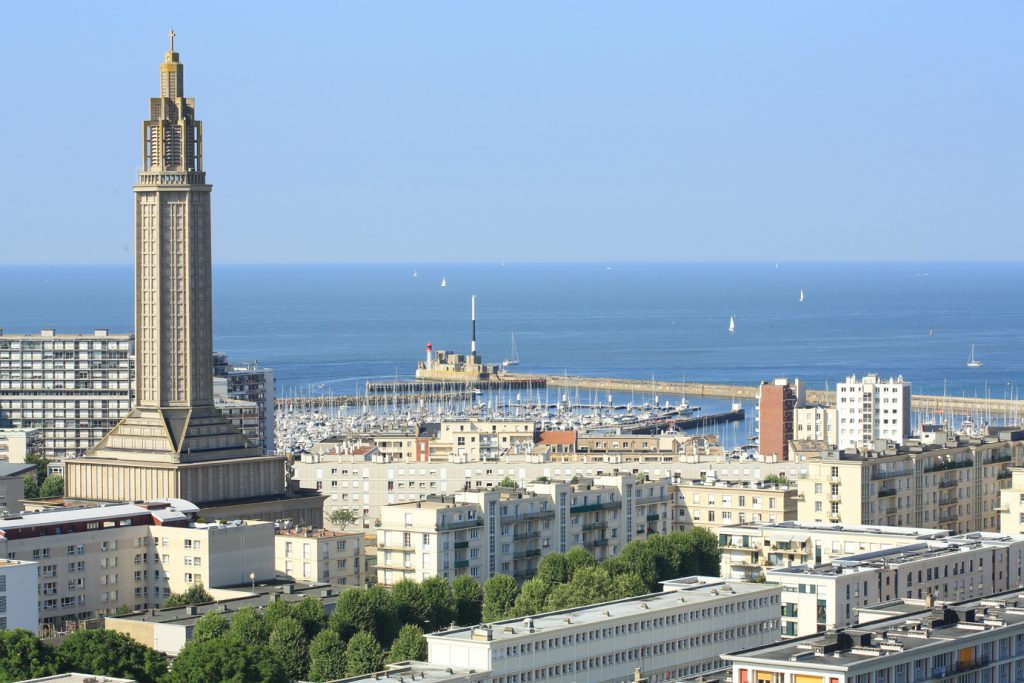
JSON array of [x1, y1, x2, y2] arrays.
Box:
[[62, 38, 321, 523], [274, 525, 365, 587], [997, 468, 1024, 534], [793, 427, 1023, 533], [676, 477, 799, 533], [795, 405, 838, 447], [213, 353, 275, 453], [717, 520, 951, 582], [415, 296, 503, 382], [836, 374, 912, 448], [724, 590, 1024, 683], [425, 576, 781, 683], [0, 559, 40, 633], [0, 329, 132, 462], [767, 533, 1024, 637], [0, 498, 275, 631], [758, 378, 805, 461]]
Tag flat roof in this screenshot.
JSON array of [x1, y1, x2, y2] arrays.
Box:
[[428, 576, 775, 644], [0, 498, 198, 531], [326, 662, 485, 683], [719, 520, 949, 539], [0, 462, 39, 478]]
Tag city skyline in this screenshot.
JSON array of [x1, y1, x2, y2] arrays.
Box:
[[2, 3, 1023, 264]]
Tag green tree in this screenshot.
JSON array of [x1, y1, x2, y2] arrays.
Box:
[[563, 546, 596, 580], [617, 540, 659, 591], [536, 553, 569, 585], [292, 594, 328, 639], [611, 572, 649, 599], [192, 611, 229, 643], [268, 616, 310, 681], [513, 577, 552, 617], [262, 598, 294, 633], [687, 527, 722, 576], [387, 624, 427, 663], [25, 452, 50, 481], [163, 581, 213, 608], [328, 508, 357, 530], [496, 476, 517, 488], [364, 585, 401, 645], [0, 629, 57, 681], [169, 636, 286, 683], [22, 474, 39, 499], [420, 576, 456, 631], [57, 629, 167, 683], [228, 606, 268, 646], [39, 475, 64, 498], [344, 631, 385, 677], [328, 588, 370, 641], [452, 575, 483, 626], [308, 629, 348, 682], [392, 579, 429, 628], [482, 574, 519, 621]]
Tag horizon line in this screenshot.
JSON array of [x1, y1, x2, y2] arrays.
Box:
[[4, 258, 1024, 267]]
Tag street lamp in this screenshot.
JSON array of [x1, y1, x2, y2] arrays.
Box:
[[249, 571, 256, 593]]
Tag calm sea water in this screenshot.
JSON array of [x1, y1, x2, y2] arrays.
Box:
[[2, 262, 1023, 403]]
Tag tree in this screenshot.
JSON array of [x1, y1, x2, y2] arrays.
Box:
[[496, 476, 517, 489], [268, 616, 310, 681], [228, 606, 268, 646], [0, 629, 57, 681], [262, 598, 294, 633], [308, 629, 347, 682], [617, 540, 659, 591], [292, 595, 328, 639], [420, 576, 456, 631], [192, 611, 229, 643], [25, 452, 49, 481], [22, 474, 39, 499], [39, 475, 64, 498], [482, 574, 519, 621], [169, 636, 286, 683], [344, 631, 385, 677], [563, 546, 596, 580], [57, 629, 167, 683], [687, 527, 722, 576], [328, 588, 371, 641], [328, 508, 357, 530], [392, 579, 429, 628], [513, 577, 552, 617], [452, 575, 483, 626], [163, 581, 213, 608], [387, 624, 427, 663], [363, 585, 401, 645], [536, 553, 569, 585], [611, 572, 649, 599]]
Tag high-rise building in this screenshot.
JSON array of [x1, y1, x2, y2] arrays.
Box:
[[757, 378, 804, 460], [213, 353, 275, 453], [0, 329, 132, 460], [64, 37, 315, 522], [836, 373, 912, 449]]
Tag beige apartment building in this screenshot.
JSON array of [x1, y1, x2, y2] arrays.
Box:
[[676, 478, 798, 532], [794, 406, 838, 446], [717, 520, 951, 581], [794, 428, 1024, 533], [997, 468, 1024, 533], [0, 499, 275, 630], [274, 526, 365, 587]]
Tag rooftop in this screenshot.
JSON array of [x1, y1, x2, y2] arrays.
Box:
[[0, 498, 199, 532], [0, 462, 40, 478], [427, 576, 774, 644], [719, 520, 950, 539], [324, 662, 486, 683], [21, 675, 137, 683], [275, 526, 363, 539]]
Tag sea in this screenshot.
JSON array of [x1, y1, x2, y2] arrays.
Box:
[[3, 262, 1023, 446]]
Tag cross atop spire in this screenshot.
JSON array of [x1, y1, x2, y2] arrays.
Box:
[[169, 29, 175, 52]]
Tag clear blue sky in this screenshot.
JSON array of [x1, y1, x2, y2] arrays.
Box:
[[2, 2, 1021, 263]]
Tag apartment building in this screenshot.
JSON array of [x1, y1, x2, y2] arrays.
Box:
[[795, 428, 1024, 533], [0, 427, 42, 463], [718, 521, 951, 581], [0, 559, 39, 632], [274, 526, 364, 587], [768, 533, 1024, 637], [376, 474, 674, 586], [836, 373, 912, 448], [425, 576, 782, 683], [758, 378, 805, 460], [0, 462, 35, 514], [725, 591, 1024, 683], [676, 478, 798, 533], [998, 468, 1024, 534], [0, 329, 132, 462], [795, 406, 838, 446], [0, 499, 275, 630], [212, 353, 275, 454]]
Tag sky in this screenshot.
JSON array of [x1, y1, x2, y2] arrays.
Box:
[[1, 2, 1022, 264]]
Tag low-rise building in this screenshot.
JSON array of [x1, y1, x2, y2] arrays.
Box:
[[767, 533, 1024, 637], [0, 427, 42, 463], [677, 477, 798, 532], [0, 559, 39, 632], [0, 461, 36, 514], [725, 590, 1024, 683], [426, 576, 781, 683], [718, 520, 951, 581], [0, 499, 275, 630], [274, 526, 364, 587]]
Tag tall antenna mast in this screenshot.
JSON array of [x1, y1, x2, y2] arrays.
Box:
[[471, 295, 477, 356]]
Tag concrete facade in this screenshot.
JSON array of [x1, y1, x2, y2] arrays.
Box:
[[274, 526, 365, 586], [795, 406, 838, 446], [0, 559, 39, 633], [836, 374, 912, 449], [758, 378, 804, 460], [677, 478, 799, 533]]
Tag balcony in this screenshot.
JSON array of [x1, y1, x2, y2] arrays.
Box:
[[877, 488, 896, 498], [513, 531, 539, 541], [571, 500, 621, 514], [937, 479, 958, 489], [924, 459, 974, 474], [513, 548, 541, 560], [515, 509, 555, 521], [582, 521, 606, 531], [637, 493, 675, 505], [932, 657, 991, 681], [829, 494, 842, 502], [585, 538, 609, 548], [454, 541, 469, 549], [437, 518, 483, 531], [646, 513, 660, 521], [454, 560, 470, 569]]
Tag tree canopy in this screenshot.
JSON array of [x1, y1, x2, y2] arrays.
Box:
[[163, 581, 213, 608], [344, 631, 385, 677], [387, 624, 427, 663], [57, 629, 167, 683]]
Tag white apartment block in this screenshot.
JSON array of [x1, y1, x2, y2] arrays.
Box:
[[0, 559, 39, 633], [0, 499, 275, 630], [0, 427, 42, 463], [718, 521, 951, 582], [425, 576, 781, 683], [676, 478, 799, 533], [0, 330, 132, 462], [768, 533, 1024, 637], [274, 526, 365, 586], [725, 590, 1024, 683], [836, 374, 912, 449], [795, 406, 838, 446]]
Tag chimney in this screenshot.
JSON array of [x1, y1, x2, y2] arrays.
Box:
[[924, 590, 934, 608]]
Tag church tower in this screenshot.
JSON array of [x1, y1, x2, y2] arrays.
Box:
[[64, 36, 301, 511]]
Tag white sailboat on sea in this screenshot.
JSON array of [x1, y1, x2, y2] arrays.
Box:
[[502, 333, 520, 368], [967, 344, 983, 368], [728, 315, 735, 333], [412, 270, 418, 278], [799, 289, 804, 302], [440, 277, 447, 288]]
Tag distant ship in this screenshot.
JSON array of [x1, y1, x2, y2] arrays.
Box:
[[967, 344, 983, 368], [441, 277, 447, 287], [413, 270, 418, 278], [799, 289, 804, 302], [728, 315, 735, 333]]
